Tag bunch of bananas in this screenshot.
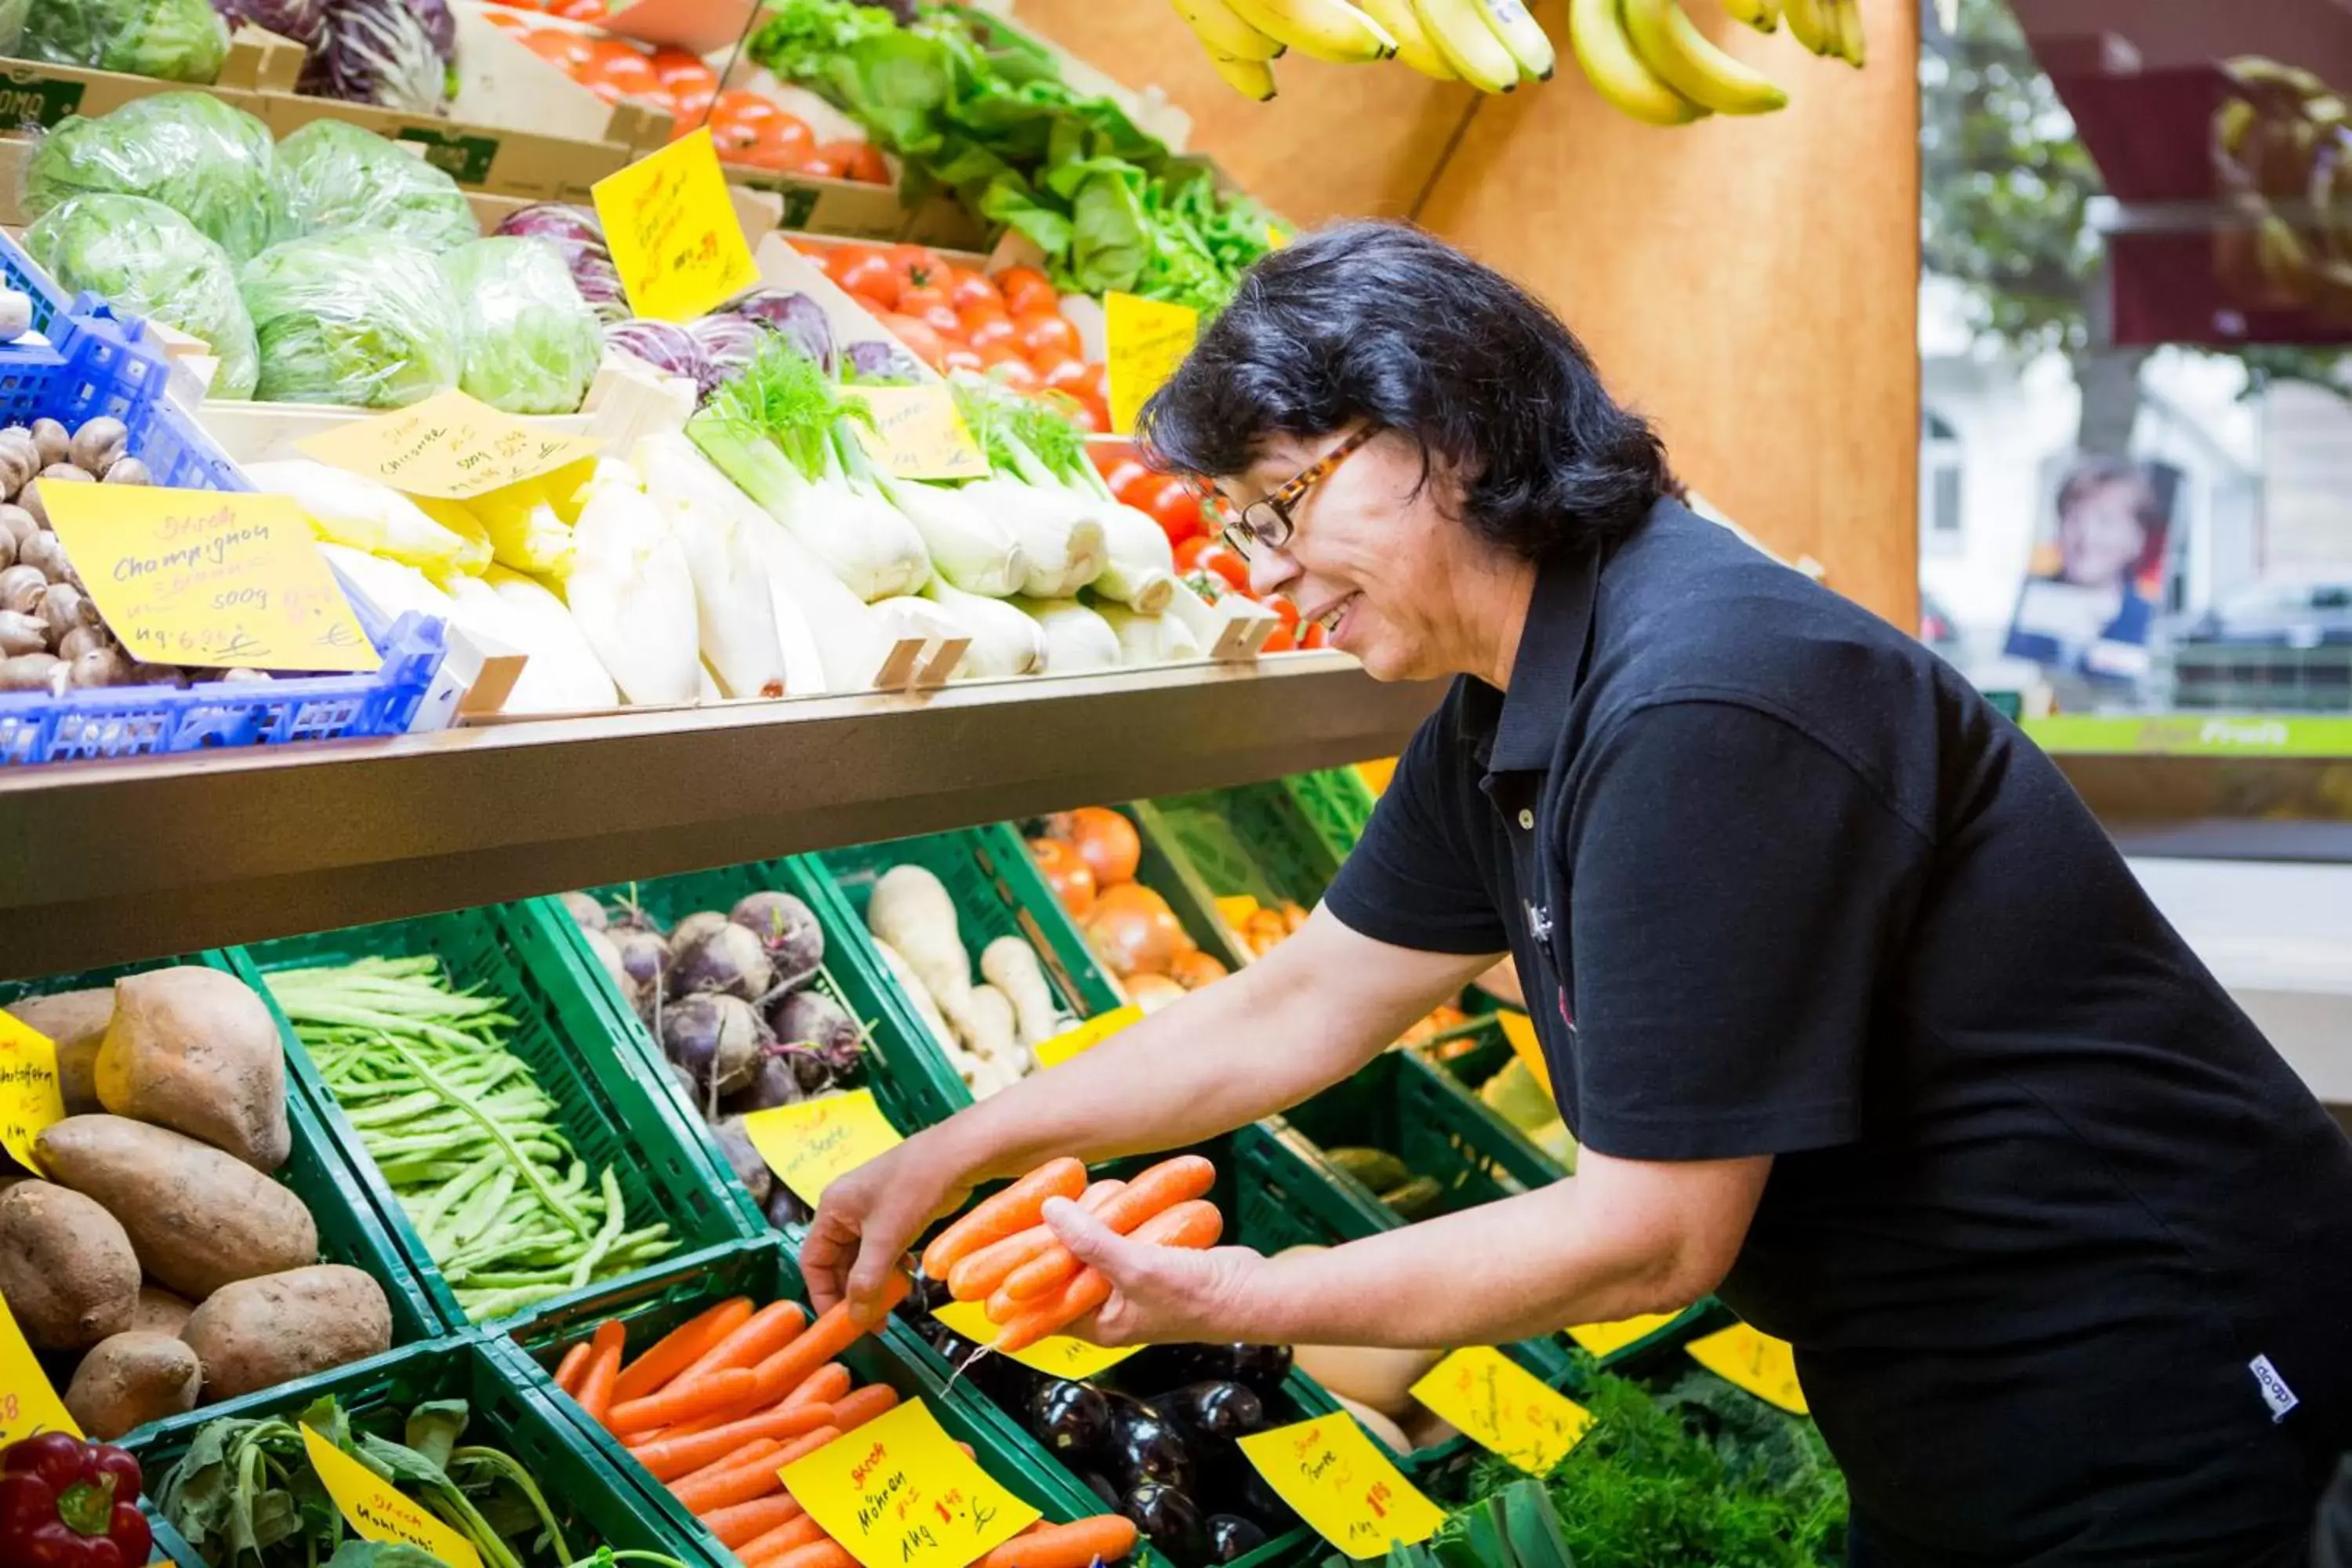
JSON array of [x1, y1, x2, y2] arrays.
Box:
[[1170, 0, 1865, 126], [2212, 56, 2352, 323]]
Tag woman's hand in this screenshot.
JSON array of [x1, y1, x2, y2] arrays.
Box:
[[1040, 1196, 1272, 1346], [802, 1131, 973, 1321]]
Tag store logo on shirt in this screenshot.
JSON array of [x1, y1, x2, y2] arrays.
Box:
[[1524, 899, 1553, 945], [2250, 1356, 2299, 1423]]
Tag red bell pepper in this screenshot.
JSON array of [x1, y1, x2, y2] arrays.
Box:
[[0, 1432, 154, 1568]]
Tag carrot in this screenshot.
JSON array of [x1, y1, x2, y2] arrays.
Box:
[[553, 1341, 593, 1396], [702, 1492, 805, 1548], [578, 1319, 626, 1426], [771, 1542, 855, 1568], [946, 1181, 1123, 1301], [670, 1434, 783, 1489], [733, 1508, 813, 1563], [782, 1363, 852, 1410], [920, 1157, 1087, 1279], [631, 1402, 837, 1482], [615, 1297, 753, 1404], [677, 1299, 808, 1384], [978, 1515, 1141, 1567], [757, 1512, 828, 1554], [993, 1200, 1221, 1352], [670, 1439, 788, 1514], [739, 1276, 909, 1417], [997, 1156, 1215, 1304], [827, 1382, 899, 1434], [608, 1367, 760, 1434], [772, 1424, 842, 1468]]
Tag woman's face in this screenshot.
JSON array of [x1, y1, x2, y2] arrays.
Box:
[[2057, 478, 2149, 590], [1221, 430, 1494, 683]]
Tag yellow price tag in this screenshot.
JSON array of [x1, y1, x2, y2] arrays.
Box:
[[850, 386, 989, 482], [301, 1425, 485, 1568], [1105, 292, 1200, 436], [1354, 757, 1396, 797], [1497, 1009, 1553, 1095], [931, 1298, 1141, 1380], [0, 1294, 80, 1447], [1686, 1323, 1808, 1415], [296, 387, 603, 502], [1566, 1312, 1678, 1358], [1237, 1414, 1446, 1557], [42, 487, 377, 674], [0, 1012, 65, 1175], [1032, 1004, 1142, 1070], [780, 1399, 1040, 1568], [593, 128, 761, 323], [742, 1088, 903, 1207], [1410, 1348, 1592, 1475]]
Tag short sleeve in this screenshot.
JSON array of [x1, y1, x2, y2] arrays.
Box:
[[1323, 706, 1509, 955], [1566, 700, 1928, 1161]]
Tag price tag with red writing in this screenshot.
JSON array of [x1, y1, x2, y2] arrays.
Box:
[[742, 1089, 902, 1207], [780, 1399, 1038, 1568], [0, 1295, 80, 1448], [931, 1298, 1140, 1380], [0, 1011, 65, 1175], [1031, 1004, 1142, 1070], [1237, 1414, 1445, 1557], [303, 1425, 484, 1568], [1686, 1323, 1808, 1414], [593, 128, 760, 323], [1410, 1347, 1592, 1475]]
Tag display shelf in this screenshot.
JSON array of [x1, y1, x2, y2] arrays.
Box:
[[0, 655, 1444, 981], [2028, 715, 2352, 862]]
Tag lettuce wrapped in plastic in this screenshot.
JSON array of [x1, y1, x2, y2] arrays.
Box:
[[240, 230, 460, 408], [23, 193, 260, 399], [19, 0, 229, 82], [274, 119, 477, 253], [23, 93, 281, 264], [441, 238, 604, 416]]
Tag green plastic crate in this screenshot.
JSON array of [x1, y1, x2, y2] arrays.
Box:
[[0, 956, 441, 1412], [230, 903, 758, 1333], [1279, 768, 1378, 862], [1289, 1042, 1564, 1210], [502, 1234, 1173, 1568], [133, 1333, 699, 1567], [553, 855, 973, 1222], [815, 825, 1127, 1019], [1129, 787, 1344, 971]]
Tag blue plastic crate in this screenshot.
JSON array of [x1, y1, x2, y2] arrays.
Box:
[[0, 224, 74, 335], [0, 296, 448, 765]]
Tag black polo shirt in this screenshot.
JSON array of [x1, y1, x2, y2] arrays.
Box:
[[1326, 498, 2352, 1565]]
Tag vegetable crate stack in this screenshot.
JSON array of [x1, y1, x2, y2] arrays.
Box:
[[0, 958, 437, 1441], [229, 902, 762, 1330]]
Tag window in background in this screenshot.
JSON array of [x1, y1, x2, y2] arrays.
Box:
[[1922, 410, 1965, 556]]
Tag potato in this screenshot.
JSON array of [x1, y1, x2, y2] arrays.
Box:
[[34, 1116, 316, 1298], [0, 1180, 139, 1349], [130, 1285, 195, 1337], [65, 1331, 200, 1439], [96, 967, 289, 1171], [182, 1265, 391, 1402], [5, 986, 114, 1114]]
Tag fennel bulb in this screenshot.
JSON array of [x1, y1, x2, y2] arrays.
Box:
[[966, 477, 1106, 598], [1014, 596, 1121, 673], [445, 571, 621, 713], [633, 432, 788, 699], [1091, 497, 1178, 615], [1097, 601, 1203, 666], [877, 472, 1029, 598], [564, 463, 699, 705], [922, 577, 1046, 678]]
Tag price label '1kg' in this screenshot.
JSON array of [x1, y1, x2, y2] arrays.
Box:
[[780, 1399, 1038, 1568], [1237, 1414, 1446, 1557]]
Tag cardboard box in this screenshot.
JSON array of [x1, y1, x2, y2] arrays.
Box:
[[0, 27, 296, 130]]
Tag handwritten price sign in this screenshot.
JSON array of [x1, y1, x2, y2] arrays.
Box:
[[303, 1425, 484, 1568], [43, 487, 377, 673], [1566, 1312, 1679, 1359], [742, 1089, 903, 1207], [1030, 1004, 1142, 1070], [1105, 292, 1200, 436], [1237, 1414, 1445, 1557], [850, 386, 988, 482], [1686, 1323, 1809, 1415], [0, 1012, 64, 1175], [0, 1295, 79, 1449], [298, 388, 601, 501], [930, 1298, 1140, 1380], [781, 1399, 1037, 1568], [1410, 1347, 1592, 1475], [594, 129, 760, 324]]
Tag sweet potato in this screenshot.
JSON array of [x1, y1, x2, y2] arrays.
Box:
[[65, 1330, 200, 1438], [96, 967, 289, 1170], [0, 1179, 139, 1348], [34, 1116, 316, 1298], [181, 1265, 392, 1401], [5, 986, 113, 1113], [129, 1286, 195, 1337]]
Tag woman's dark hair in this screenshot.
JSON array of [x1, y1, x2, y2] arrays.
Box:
[[1138, 220, 1668, 557]]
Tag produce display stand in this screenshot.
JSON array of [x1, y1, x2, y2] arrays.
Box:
[[229, 902, 761, 1331], [1409, 1017, 1574, 1192], [1127, 785, 1348, 971]]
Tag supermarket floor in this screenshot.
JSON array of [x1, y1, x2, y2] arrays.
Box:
[[2129, 857, 2352, 1120]]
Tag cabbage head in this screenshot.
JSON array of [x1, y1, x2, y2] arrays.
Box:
[[24, 194, 261, 399], [240, 230, 461, 408], [23, 93, 281, 264], [18, 0, 229, 82], [274, 120, 477, 253], [441, 238, 604, 416]]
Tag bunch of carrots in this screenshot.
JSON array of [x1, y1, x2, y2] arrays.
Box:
[[921, 1155, 1223, 1354], [550, 1287, 1138, 1568]]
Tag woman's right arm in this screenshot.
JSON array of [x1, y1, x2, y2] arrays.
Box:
[[803, 907, 1503, 1316]]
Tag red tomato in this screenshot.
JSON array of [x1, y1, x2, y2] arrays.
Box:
[[707, 88, 779, 131], [1065, 388, 1110, 433], [1261, 620, 1298, 653], [897, 285, 961, 341], [985, 356, 1040, 392], [1090, 361, 1111, 403], [557, 0, 603, 20], [1265, 595, 1301, 630], [885, 244, 947, 292], [805, 140, 866, 182], [1192, 540, 1251, 592], [669, 85, 715, 129], [940, 344, 985, 374], [1036, 354, 1093, 394], [1173, 535, 1214, 573], [837, 143, 890, 184], [1098, 456, 1149, 498], [795, 148, 846, 179], [1137, 475, 1209, 546], [766, 115, 814, 154], [1014, 310, 1080, 361], [650, 49, 708, 82], [730, 140, 803, 172], [876, 313, 946, 371], [484, 9, 528, 32], [827, 246, 898, 310], [1298, 620, 1329, 650], [521, 30, 587, 68], [946, 267, 1004, 314], [964, 313, 1016, 352], [995, 265, 1057, 316]]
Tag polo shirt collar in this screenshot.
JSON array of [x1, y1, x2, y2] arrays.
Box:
[[1483, 545, 1602, 775]]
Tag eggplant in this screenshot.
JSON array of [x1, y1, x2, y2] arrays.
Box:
[[1028, 1380, 1114, 1460], [1076, 1471, 1121, 1512], [908, 1271, 953, 1312], [1207, 1514, 1271, 1563], [926, 1323, 1036, 1406], [1120, 1341, 1293, 1399], [764, 1184, 809, 1230], [1108, 1395, 1196, 1495], [1121, 1482, 1207, 1561], [1150, 1380, 1265, 1443], [1232, 1461, 1302, 1533]]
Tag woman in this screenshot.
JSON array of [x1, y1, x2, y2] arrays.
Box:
[[2004, 455, 2164, 681], [805, 223, 2352, 1566]]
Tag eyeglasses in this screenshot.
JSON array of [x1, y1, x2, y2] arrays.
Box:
[[1218, 427, 1376, 559]]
